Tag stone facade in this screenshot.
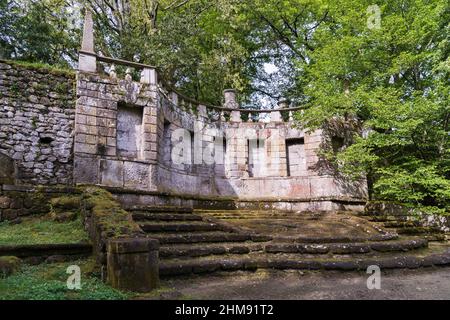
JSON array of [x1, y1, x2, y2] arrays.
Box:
[[0, 61, 75, 185], [72, 67, 367, 203], [73, 72, 158, 190], [0, 58, 368, 211]]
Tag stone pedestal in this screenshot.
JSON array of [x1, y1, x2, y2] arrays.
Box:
[[107, 238, 160, 292], [78, 53, 96, 73], [270, 111, 282, 122], [231, 110, 242, 122]]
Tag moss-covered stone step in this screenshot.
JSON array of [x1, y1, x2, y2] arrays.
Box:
[[396, 226, 445, 235], [159, 248, 450, 276], [421, 234, 447, 241], [148, 232, 253, 245], [199, 212, 294, 220], [159, 238, 428, 259], [132, 213, 203, 221], [369, 215, 410, 222], [0, 243, 92, 258], [384, 221, 421, 228], [265, 239, 428, 254], [271, 233, 398, 244], [127, 206, 193, 214], [159, 242, 265, 258], [139, 221, 224, 233]]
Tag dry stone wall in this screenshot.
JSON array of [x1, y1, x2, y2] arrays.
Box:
[[0, 61, 75, 185]]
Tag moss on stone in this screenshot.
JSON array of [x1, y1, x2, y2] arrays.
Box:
[[50, 195, 81, 211], [0, 216, 89, 245], [0, 256, 22, 278], [0, 59, 75, 78], [82, 187, 143, 239]]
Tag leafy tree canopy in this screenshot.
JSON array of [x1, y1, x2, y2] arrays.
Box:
[[0, 0, 448, 212]]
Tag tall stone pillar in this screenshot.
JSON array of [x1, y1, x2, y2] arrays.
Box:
[[79, 10, 96, 73], [224, 89, 241, 123], [271, 98, 289, 122]]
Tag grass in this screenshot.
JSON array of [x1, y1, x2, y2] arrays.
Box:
[[0, 216, 89, 245], [0, 258, 129, 300], [0, 59, 74, 77]]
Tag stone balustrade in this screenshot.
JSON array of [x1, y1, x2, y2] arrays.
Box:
[[78, 12, 297, 124]]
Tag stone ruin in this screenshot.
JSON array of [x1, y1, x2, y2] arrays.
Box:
[[0, 11, 368, 219], [0, 13, 368, 291], [3, 12, 450, 295], [74, 12, 367, 213]]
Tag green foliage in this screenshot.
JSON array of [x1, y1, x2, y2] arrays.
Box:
[[0, 216, 89, 245], [288, 0, 450, 213], [0, 259, 129, 300], [0, 0, 80, 66]]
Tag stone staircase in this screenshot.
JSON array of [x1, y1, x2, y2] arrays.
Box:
[[127, 206, 450, 277], [355, 210, 447, 241]]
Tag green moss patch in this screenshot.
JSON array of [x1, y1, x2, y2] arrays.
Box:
[[0, 256, 21, 278], [0, 258, 129, 300], [0, 59, 74, 78], [0, 216, 89, 245], [50, 195, 81, 211], [82, 187, 142, 239]]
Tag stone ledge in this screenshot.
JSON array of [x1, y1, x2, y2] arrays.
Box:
[[1, 184, 80, 194], [104, 185, 366, 203], [108, 238, 159, 254], [0, 243, 92, 258]]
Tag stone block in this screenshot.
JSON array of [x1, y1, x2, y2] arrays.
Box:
[[74, 142, 97, 154], [124, 162, 151, 190], [74, 155, 99, 184], [100, 159, 123, 187], [310, 176, 339, 198], [0, 152, 15, 184], [107, 238, 160, 292], [0, 196, 11, 209]]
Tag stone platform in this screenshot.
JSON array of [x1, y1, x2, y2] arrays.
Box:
[[126, 206, 450, 277]]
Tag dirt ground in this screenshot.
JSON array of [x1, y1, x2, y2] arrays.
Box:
[[158, 267, 450, 300]]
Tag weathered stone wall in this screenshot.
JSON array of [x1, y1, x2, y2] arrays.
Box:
[[73, 70, 367, 202], [73, 72, 158, 190], [0, 60, 75, 185], [0, 185, 77, 222], [0, 61, 367, 206]]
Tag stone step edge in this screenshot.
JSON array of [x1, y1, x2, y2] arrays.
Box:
[[127, 206, 193, 213], [159, 239, 428, 258], [140, 222, 223, 232], [145, 231, 402, 244], [148, 233, 264, 245], [159, 243, 265, 258], [0, 243, 92, 258], [132, 213, 203, 221], [271, 233, 398, 243], [159, 250, 450, 276]]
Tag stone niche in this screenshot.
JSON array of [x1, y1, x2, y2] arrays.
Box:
[[286, 138, 307, 176], [116, 102, 144, 159]]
